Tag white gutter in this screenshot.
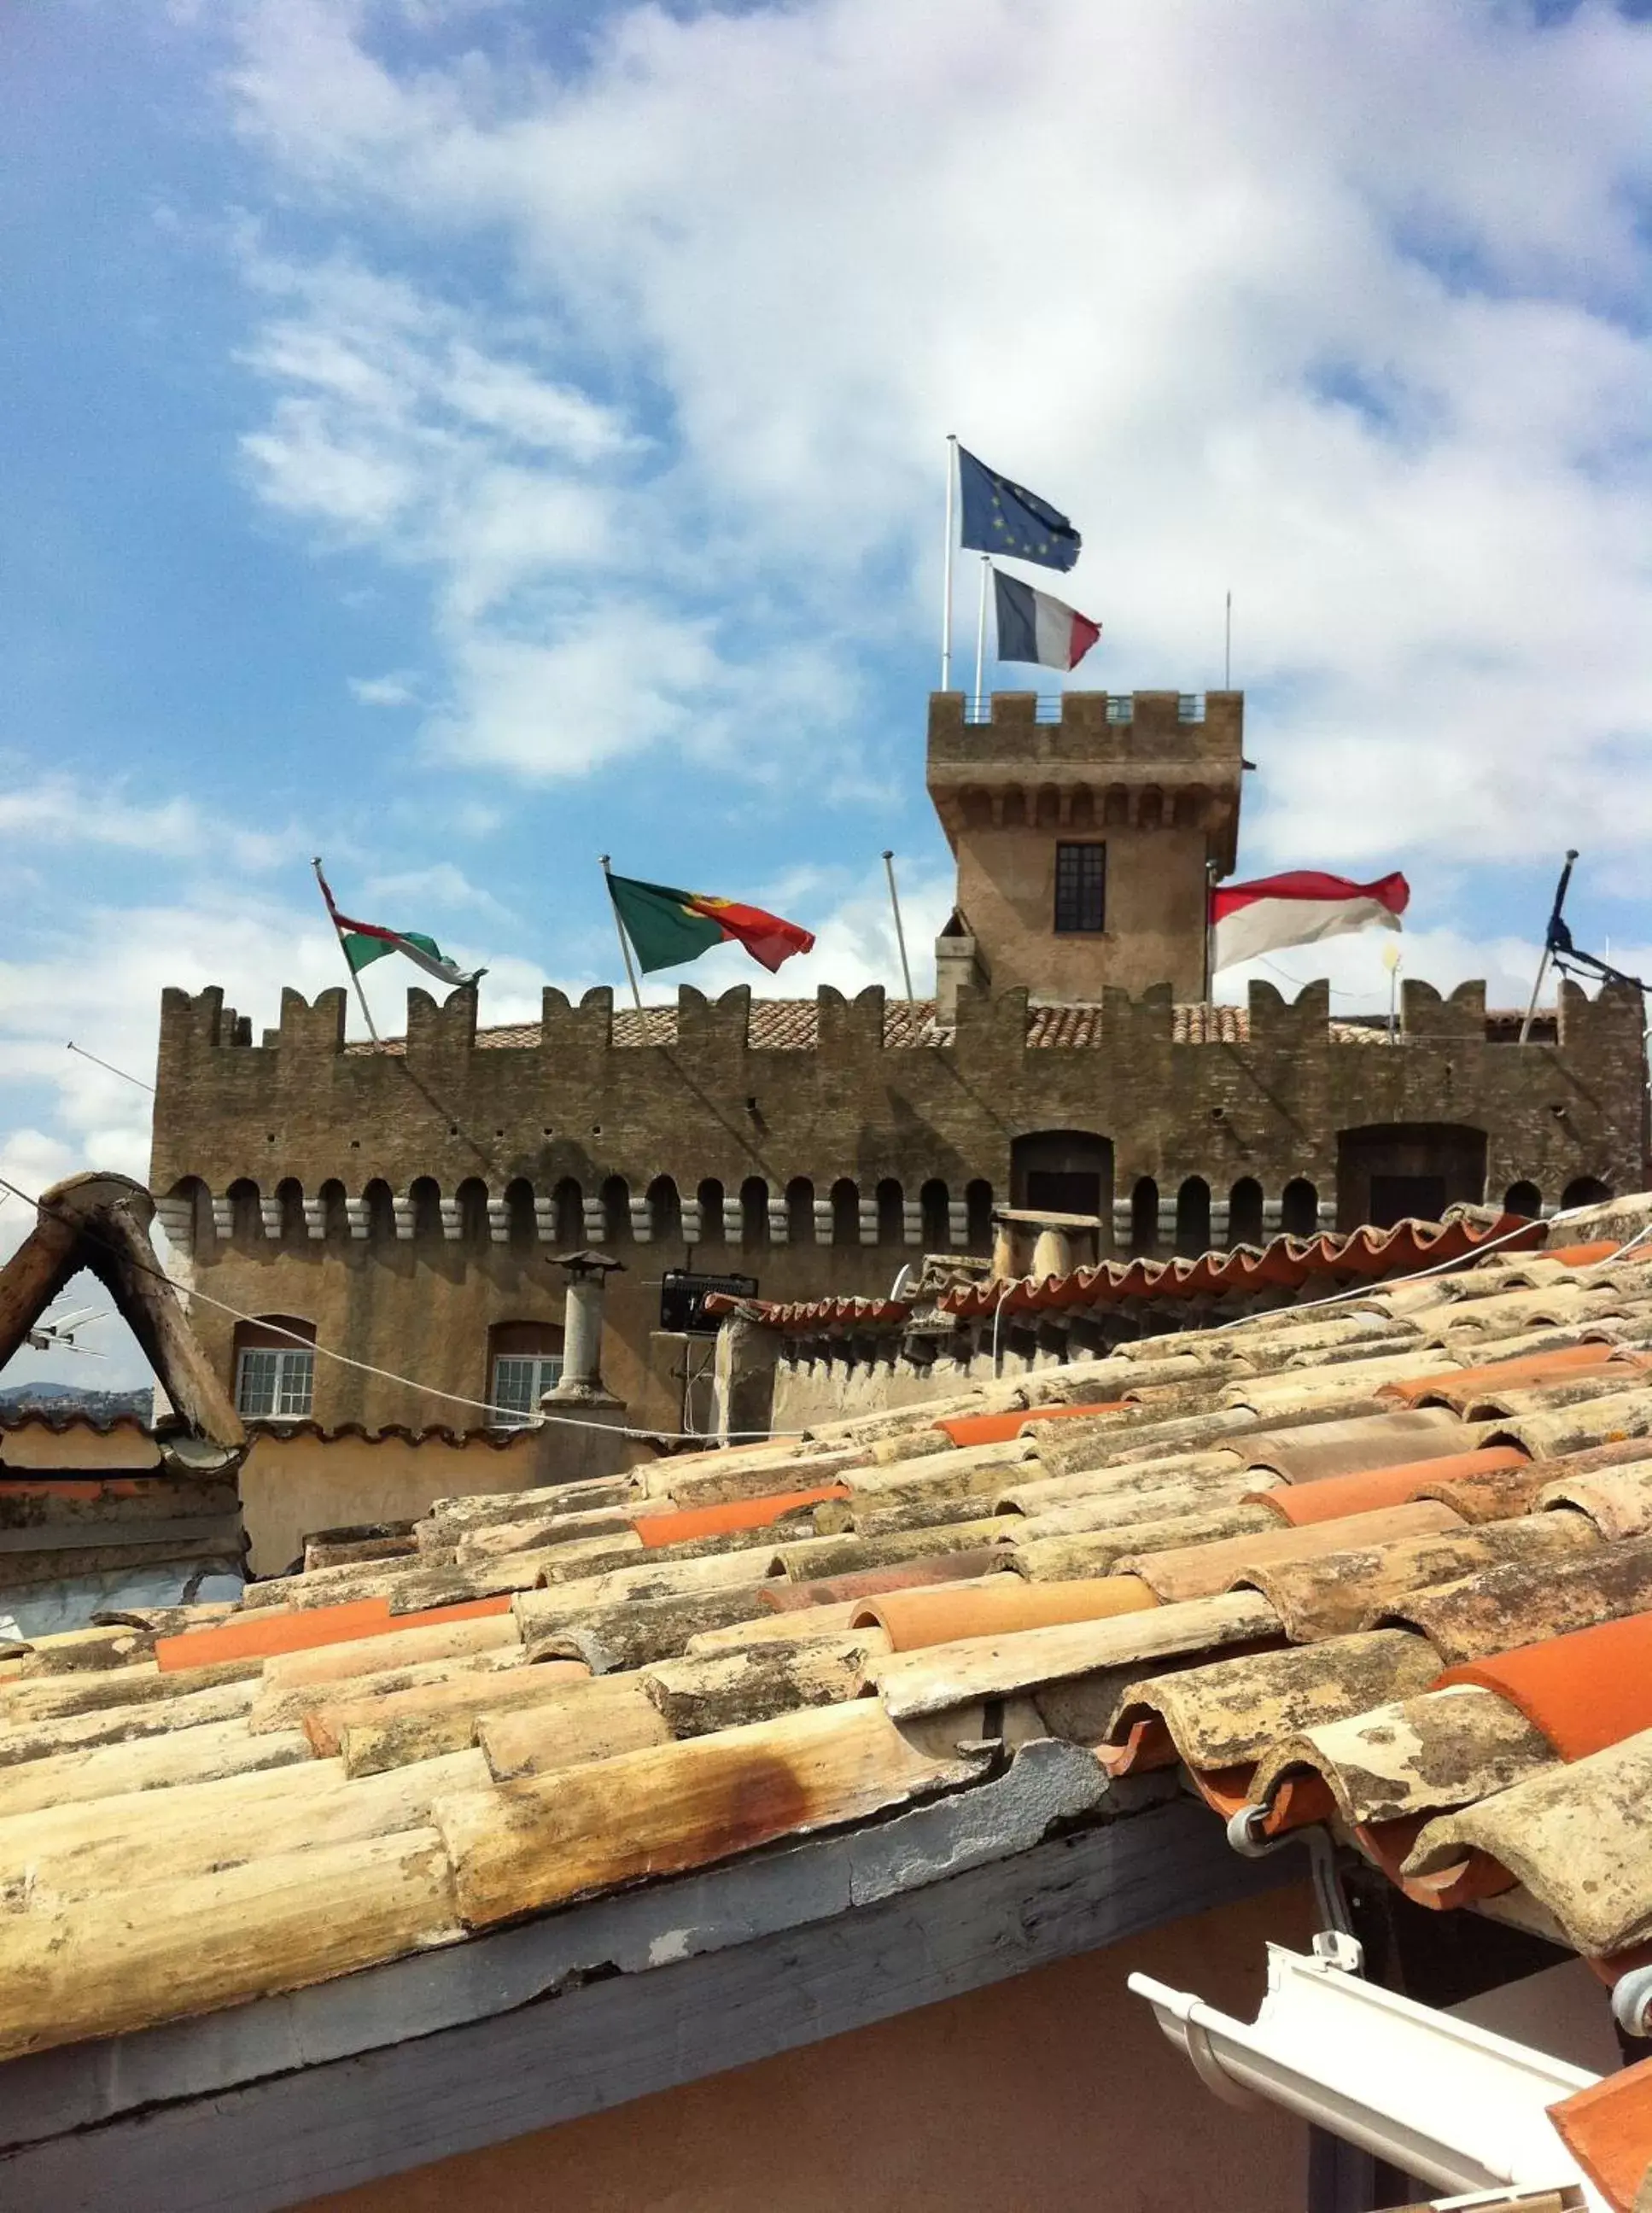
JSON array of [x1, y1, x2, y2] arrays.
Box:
[[1130, 1940, 1604, 2204]]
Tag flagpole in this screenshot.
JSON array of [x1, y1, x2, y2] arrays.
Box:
[[599, 855, 646, 1015], [941, 433, 957, 692], [313, 855, 383, 1047], [1204, 858, 1219, 1016], [882, 850, 916, 1009], [1224, 589, 1232, 689], [1519, 849, 1579, 1046], [972, 554, 990, 712]]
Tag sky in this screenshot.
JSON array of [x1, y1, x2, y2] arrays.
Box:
[[5, 0, 1652, 1385]]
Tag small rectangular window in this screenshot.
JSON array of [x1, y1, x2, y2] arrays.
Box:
[[235, 1346, 315, 1420], [1054, 842, 1106, 933], [491, 1352, 565, 1427]]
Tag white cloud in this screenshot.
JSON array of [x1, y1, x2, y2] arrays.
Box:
[[219, 0, 1652, 862], [349, 670, 420, 706]]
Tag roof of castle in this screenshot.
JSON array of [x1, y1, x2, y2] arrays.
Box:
[[9, 1195, 1652, 2199], [343, 999, 1524, 1055]]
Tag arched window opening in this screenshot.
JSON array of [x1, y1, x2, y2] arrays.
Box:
[[831, 1178, 860, 1247], [1229, 1177, 1264, 1249], [487, 1320, 565, 1428], [920, 1178, 950, 1249], [966, 1179, 994, 1254], [740, 1177, 770, 1252], [600, 1176, 631, 1244], [697, 1178, 726, 1247], [1130, 1177, 1159, 1258], [232, 1316, 317, 1422], [1503, 1180, 1543, 1219], [410, 1177, 443, 1242], [1281, 1178, 1319, 1238], [505, 1177, 537, 1252], [457, 1177, 490, 1247], [228, 1178, 262, 1245], [877, 1178, 904, 1246], [786, 1177, 815, 1245], [553, 1177, 584, 1247], [1562, 1176, 1614, 1211], [1176, 1177, 1211, 1258]]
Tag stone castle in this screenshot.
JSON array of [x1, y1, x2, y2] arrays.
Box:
[[149, 689, 1648, 1441]]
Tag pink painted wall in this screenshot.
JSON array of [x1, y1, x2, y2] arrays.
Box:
[[306, 1884, 1313, 2213]]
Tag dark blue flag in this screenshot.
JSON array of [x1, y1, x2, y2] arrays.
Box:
[[957, 445, 1081, 572]]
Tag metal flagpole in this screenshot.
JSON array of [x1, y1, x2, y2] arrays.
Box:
[[1224, 590, 1232, 689], [883, 850, 916, 1008], [1519, 849, 1579, 1046], [1204, 859, 1219, 1015], [313, 855, 384, 1047], [599, 855, 647, 1014], [972, 554, 990, 712], [941, 433, 958, 692]]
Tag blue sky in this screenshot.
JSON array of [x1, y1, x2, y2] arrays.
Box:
[[7, 0, 1652, 1382]]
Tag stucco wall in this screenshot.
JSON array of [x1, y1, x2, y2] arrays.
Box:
[[299, 1886, 1313, 2213], [240, 1428, 544, 1574]]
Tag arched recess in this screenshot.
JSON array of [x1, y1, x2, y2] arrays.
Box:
[[487, 1319, 564, 1427], [552, 1177, 584, 1247], [163, 1176, 211, 1250], [228, 1178, 262, 1245], [920, 1178, 950, 1249], [1069, 786, 1095, 831], [786, 1177, 815, 1245], [1335, 1124, 1487, 1233], [1103, 785, 1130, 826], [1001, 786, 1027, 828], [1503, 1180, 1543, 1219], [1281, 1178, 1319, 1238], [1229, 1177, 1264, 1249], [231, 1315, 316, 1421], [1176, 1177, 1211, 1258], [648, 1175, 682, 1246], [363, 1179, 395, 1244], [457, 1177, 490, 1247], [600, 1176, 631, 1244], [409, 1177, 443, 1242], [877, 1178, 904, 1246], [1130, 1177, 1159, 1258], [1562, 1176, 1614, 1210], [1010, 1131, 1114, 1235], [318, 1178, 350, 1242], [740, 1177, 770, 1252], [965, 1179, 995, 1254], [960, 787, 994, 830], [1035, 784, 1062, 829], [505, 1177, 537, 1252], [697, 1178, 726, 1247], [276, 1178, 306, 1246], [831, 1178, 860, 1247], [1137, 785, 1164, 830]]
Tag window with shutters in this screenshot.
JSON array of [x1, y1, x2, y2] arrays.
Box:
[[1054, 843, 1106, 933]]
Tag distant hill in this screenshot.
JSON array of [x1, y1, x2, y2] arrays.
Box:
[[0, 1382, 156, 1422]]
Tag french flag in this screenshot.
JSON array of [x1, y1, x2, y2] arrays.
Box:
[[1211, 870, 1410, 972], [993, 567, 1100, 671]]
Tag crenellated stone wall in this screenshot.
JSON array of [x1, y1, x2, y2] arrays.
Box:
[[149, 972, 1647, 1441]]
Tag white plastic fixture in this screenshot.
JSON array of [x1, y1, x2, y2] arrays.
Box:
[[1130, 1941, 1605, 2204]]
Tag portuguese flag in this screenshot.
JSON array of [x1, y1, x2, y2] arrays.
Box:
[[315, 864, 483, 988], [606, 871, 815, 976]]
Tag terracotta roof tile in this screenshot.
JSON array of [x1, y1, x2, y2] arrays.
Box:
[[13, 1195, 1652, 2077]]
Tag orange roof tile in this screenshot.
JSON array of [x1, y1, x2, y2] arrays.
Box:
[[1434, 1612, 1652, 1762]]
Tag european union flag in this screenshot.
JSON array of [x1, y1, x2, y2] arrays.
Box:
[[957, 445, 1081, 572]]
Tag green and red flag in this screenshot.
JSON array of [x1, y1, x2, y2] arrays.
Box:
[[315, 864, 484, 988], [606, 872, 815, 975]]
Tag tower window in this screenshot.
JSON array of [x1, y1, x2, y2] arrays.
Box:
[[232, 1316, 318, 1421], [1054, 843, 1106, 934]]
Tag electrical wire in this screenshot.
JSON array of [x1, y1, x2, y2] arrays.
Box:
[[0, 1175, 803, 1444]]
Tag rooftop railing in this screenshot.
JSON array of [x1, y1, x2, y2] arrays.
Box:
[[960, 693, 1207, 725]]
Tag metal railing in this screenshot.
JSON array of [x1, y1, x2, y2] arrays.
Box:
[[960, 693, 1207, 725]]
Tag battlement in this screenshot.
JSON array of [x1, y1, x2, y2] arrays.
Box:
[[928, 688, 1243, 764]]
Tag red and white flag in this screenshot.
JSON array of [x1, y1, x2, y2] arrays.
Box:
[[1211, 870, 1410, 972]]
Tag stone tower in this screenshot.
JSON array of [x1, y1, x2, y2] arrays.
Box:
[[926, 689, 1244, 1010]]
